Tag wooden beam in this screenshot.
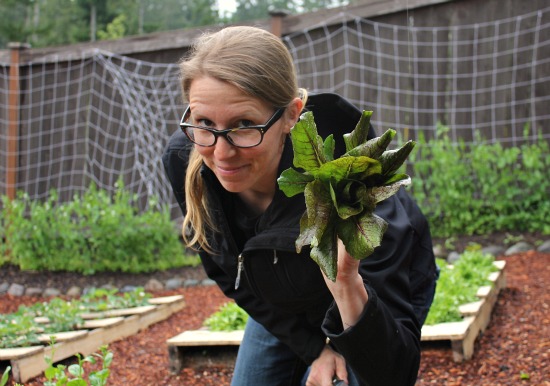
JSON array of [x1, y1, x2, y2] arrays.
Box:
[[6, 43, 27, 200]]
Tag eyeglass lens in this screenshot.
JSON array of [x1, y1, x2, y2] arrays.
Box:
[[186, 127, 263, 147]]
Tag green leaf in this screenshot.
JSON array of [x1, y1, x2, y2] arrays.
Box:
[[277, 168, 314, 197], [1, 367, 11, 386], [329, 179, 366, 220], [343, 110, 373, 152], [296, 180, 334, 252], [519, 371, 530, 380], [370, 177, 411, 204], [68, 363, 84, 377], [345, 128, 395, 159], [44, 366, 60, 380], [103, 351, 114, 367], [317, 156, 380, 182], [310, 222, 338, 280], [337, 213, 388, 260], [67, 379, 87, 386], [323, 134, 336, 162], [382, 173, 410, 186], [379, 140, 416, 175], [290, 112, 327, 173]]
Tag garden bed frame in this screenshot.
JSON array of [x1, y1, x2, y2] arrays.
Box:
[[166, 260, 506, 371], [421, 259, 506, 362], [1, 295, 185, 383]]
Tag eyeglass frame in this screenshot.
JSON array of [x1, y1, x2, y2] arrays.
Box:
[[179, 105, 286, 148]]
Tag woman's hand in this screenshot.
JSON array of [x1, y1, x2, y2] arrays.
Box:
[[306, 345, 348, 386], [323, 239, 369, 330]]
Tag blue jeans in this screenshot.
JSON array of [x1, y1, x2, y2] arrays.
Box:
[[231, 317, 360, 386]]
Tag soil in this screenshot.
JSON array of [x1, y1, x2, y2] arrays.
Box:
[[1, 232, 548, 385]]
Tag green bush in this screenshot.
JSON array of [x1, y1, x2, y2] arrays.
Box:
[[0, 181, 199, 274], [410, 126, 550, 237]]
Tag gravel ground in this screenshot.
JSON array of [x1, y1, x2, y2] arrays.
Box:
[[1, 248, 548, 385]]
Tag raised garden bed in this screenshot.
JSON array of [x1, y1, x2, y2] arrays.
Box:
[[421, 260, 506, 361], [1, 295, 185, 383], [167, 329, 243, 373], [166, 260, 506, 370]]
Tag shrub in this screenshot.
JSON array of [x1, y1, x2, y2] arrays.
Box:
[[410, 126, 550, 237], [0, 181, 199, 274]]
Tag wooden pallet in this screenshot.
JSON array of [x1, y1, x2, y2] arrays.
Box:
[[421, 260, 507, 362], [1, 295, 185, 383], [166, 329, 244, 373]]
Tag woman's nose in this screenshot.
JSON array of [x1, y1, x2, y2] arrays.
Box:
[[213, 136, 237, 159]]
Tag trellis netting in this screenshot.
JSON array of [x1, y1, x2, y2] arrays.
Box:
[[1, 7, 549, 220], [284, 7, 550, 145]]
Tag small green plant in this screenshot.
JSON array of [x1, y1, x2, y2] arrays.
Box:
[[0, 343, 113, 386], [80, 287, 151, 311], [425, 250, 498, 325], [44, 344, 113, 386], [443, 236, 456, 251], [31, 298, 85, 334], [203, 302, 249, 331], [519, 371, 530, 380], [1, 366, 19, 386], [0, 310, 42, 348], [503, 233, 524, 246]]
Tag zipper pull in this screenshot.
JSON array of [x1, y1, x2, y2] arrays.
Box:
[[273, 250, 278, 264], [235, 253, 244, 290]]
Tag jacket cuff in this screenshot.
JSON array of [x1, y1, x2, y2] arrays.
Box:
[[321, 284, 377, 340]]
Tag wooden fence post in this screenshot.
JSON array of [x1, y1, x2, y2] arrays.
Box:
[[6, 43, 27, 200]]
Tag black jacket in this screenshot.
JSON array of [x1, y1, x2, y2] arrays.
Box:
[[162, 93, 437, 386]]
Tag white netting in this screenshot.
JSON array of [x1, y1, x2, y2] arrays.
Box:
[[1, 6, 549, 218], [284, 7, 550, 145], [0, 51, 183, 217]]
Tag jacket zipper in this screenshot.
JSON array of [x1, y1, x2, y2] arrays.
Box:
[[235, 249, 280, 290], [235, 253, 244, 290]]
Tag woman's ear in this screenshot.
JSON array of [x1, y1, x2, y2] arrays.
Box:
[[283, 97, 304, 134]]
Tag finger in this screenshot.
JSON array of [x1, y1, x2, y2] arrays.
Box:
[[306, 370, 335, 386], [334, 355, 349, 384]]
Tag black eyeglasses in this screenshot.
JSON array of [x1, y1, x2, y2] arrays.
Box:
[[179, 105, 285, 148]]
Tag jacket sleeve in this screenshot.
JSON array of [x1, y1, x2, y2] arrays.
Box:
[[162, 129, 193, 214], [323, 285, 420, 386], [322, 188, 433, 386]]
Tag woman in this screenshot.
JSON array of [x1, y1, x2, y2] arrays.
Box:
[[163, 26, 437, 386]]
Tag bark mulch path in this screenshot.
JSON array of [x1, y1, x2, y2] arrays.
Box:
[[1, 250, 548, 385]]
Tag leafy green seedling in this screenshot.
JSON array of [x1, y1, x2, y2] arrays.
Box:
[[204, 302, 249, 331], [519, 371, 530, 380], [278, 111, 415, 281]]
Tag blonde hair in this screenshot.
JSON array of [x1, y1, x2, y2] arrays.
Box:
[[179, 26, 307, 253]]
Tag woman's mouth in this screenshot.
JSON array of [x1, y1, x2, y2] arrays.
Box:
[[216, 164, 245, 177]]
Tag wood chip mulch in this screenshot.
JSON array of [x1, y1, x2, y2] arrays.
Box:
[[1, 250, 548, 385]]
